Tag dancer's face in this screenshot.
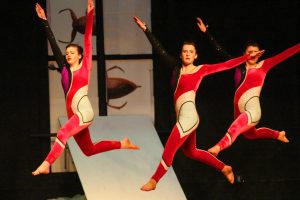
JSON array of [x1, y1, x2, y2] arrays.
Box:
[[181, 44, 198, 66], [245, 45, 260, 65], [66, 46, 82, 66]]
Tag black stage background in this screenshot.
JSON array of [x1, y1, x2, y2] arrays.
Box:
[[1, 0, 299, 199]]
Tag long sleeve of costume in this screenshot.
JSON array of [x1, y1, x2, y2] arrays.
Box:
[[144, 28, 178, 69], [262, 43, 300, 72], [203, 28, 244, 87], [204, 29, 232, 60], [202, 54, 250, 76], [40, 19, 65, 71], [83, 9, 94, 71]]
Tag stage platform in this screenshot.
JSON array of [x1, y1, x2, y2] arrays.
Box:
[[59, 115, 186, 200]]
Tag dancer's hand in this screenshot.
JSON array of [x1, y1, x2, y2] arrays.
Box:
[[133, 16, 147, 31], [35, 3, 47, 20], [250, 50, 265, 59], [196, 17, 207, 33], [87, 0, 94, 13]]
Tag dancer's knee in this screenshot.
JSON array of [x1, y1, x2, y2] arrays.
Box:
[[182, 147, 197, 159], [78, 143, 95, 157], [56, 132, 68, 145], [82, 149, 94, 157]]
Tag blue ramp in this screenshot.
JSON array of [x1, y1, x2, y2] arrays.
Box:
[[59, 115, 186, 200]]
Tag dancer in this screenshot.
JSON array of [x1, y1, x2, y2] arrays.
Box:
[[134, 16, 264, 191], [196, 18, 298, 157], [32, 1, 139, 176]]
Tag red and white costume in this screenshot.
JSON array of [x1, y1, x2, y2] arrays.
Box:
[[216, 43, 300, 151], [40, 8, 121, 165]]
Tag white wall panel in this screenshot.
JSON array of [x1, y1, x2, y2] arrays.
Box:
[[103, 0, 152, 54]]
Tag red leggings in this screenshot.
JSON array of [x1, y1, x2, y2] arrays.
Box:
[[217, 112, 279, 152], [152, 123, 225, 183], [45, 114, 121, 164]]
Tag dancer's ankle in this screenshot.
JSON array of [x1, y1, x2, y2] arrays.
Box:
[[221, 165, 234, 184], [32, 161, 50, 176], [278, 131, 289, 143], [208, 145, 220, 157]]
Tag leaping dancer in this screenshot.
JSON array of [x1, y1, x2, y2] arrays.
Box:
[[32, 0, 139, 176], [196, 17, 298, 157]]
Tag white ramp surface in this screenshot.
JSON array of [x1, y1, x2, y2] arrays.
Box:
[[59, 115, 186, 200]]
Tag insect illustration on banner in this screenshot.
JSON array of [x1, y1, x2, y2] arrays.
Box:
[[58, 8, 96, 44], [106, 66, 141, 109]]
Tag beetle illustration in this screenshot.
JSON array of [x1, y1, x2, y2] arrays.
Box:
[[58, 8, 96, 44], [106, 65, 141, 109]]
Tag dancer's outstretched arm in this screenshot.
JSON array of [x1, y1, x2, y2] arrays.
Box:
[[133, 16, 178, 69], [262, 43, 300, 72], [203, 50, 265, 75], [35, 3, 65, 71], [82, 0, 94, 71], [196, 17, 232, 60]]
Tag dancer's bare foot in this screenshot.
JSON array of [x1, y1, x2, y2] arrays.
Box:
[[277, 131, 289, 143], [221, 165, 234, 184], [32, 161, 50, 176], [208, 145, 220, 157], [140, 179, 157, 191], [121, 137, 140, 150]]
